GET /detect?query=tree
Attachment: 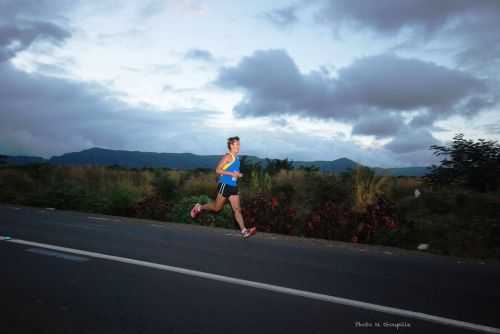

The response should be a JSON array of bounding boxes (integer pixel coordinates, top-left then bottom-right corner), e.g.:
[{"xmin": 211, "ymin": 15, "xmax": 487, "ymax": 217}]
[
  {"xmin": 239, "ymin": 155, "xmax": 262, "ymax": 176},
  {"xmin": 426, "ymin": 134, "xmax": 500, "ymax": 192},
  {"xmin": 264, "ymin": 158, "xmax": 294, "ymax": 175}
]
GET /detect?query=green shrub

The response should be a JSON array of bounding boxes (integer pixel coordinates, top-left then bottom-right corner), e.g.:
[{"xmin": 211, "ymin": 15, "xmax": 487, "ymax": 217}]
[
  {"xmin": 106, "ymin": 183, "xmax": 142, "ymax": 216},
  {"xmin": 168, "ymin": 195, "xmax": 235, "ymax": 228},
  {"xmin": 152, "ymin": 170, "xmax": 178, "ymax": 201},
  {"xmin": 1, "ymin": 164, "xmax": 498, "ymax": 260},
  {"xmin": 180, "ymin": 173, "xmax": 217, "ymax": 196}
]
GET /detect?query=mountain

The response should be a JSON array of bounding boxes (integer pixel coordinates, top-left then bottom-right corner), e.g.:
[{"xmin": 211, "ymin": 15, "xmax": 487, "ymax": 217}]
[
  {"xmin": 1, "ymin": 155, "xmax": 47, "ymax": 165},
  {"xmin": 294, "ymin": 157, "xmax": 360, "ymax": 173},
  {"xmin": 294, "ymin": 158, "xmax": 430, "ymax": 176},
  {"xmin": 49, "ymin": 147, "xmax": 223, "ymax": 169},
  {"xmin": 0, "ymin": 147, "xmax": 431, "ymax": 176}
]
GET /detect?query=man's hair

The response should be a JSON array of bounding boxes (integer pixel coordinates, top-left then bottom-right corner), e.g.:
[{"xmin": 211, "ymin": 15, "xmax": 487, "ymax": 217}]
[{"xmin": 227, "ymin": 136, "xmax": 240, "ymax": 150}]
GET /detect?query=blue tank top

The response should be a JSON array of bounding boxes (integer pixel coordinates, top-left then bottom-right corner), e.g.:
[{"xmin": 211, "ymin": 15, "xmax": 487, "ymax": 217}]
[{"xmin": 219, "ymin": 153, "xmax": 240, "ymax": 186}]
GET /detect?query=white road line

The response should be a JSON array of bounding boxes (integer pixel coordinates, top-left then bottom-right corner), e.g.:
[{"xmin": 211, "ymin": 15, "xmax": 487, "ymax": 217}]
[
  {"xmin": 26, "ymin": 248, "xmax": 89, "ymax": 262},
  {"xmin": 88, "ymin": 216, "xmax": 122, "ymax": 223},
  {"xmin": 3, "ymin": 237, "xmax": 499, "ymax": 334},
  {"xmin": 43, "ymin": 222, "xmax": 106, "ymax": 230},
  {"xmin": 88, "ymin": 217, "xmax": 109, "ymax": 221}
]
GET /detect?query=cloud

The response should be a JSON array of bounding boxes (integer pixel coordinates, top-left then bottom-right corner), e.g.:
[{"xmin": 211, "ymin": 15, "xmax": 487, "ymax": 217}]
[
  {"xmin": 262, "ymin": 5, "xmax": 299, "ymax": 28},
  {"xmin": 303, "ymin": 0, "xmax": 500, "ymax": 71},
  {"xmin": 150, "ymin": 63, "xmax": 182, "ymax": 74},
  {"xmin": 139, "ymin": 0, "xmax": 167, "ymax": 19},
  {"xmin": 0, "ymin": 55, "xmax": 442, "ymax": 166},
  {"xmin": 384, "ymin": 128, "xmax": 439, "ymax": 154},
  {"xmin": 0, "ymin": 61, "xmax": 225, "ymax": 157},
  {"xmin": 450, "ymin": 17, "xmax": 500, "ymax": 72},
  {"xmin": 311, "ymin": 0, "xmax": 499, "ymax": 36},
  {"xmin": 0, "ymin": 0, "xmax": 74, "ymax": 62},
  {"xmin": 483, "ymin": 124, "xmax": 500, "ymax": 135},
  {"xmin": 184, "ymin": 48, "xmax": 215, "ymax": 62},
  {"xmin": 266, "ymin": 1, "xmax": 500, "ymax": 73},
  {"xmin": 0, "ymin": 49, "xmax": 439, "ymax": 167},
  {"xmin": 0, "ymin": 21, "xmax": 71, "ymax": 62},
  {"xmin": 351, "ymin": 114, "xmax": 405, "ymax": 139},
  {"xmin": 215, "ymin": 49, "xmax": 494, "ymax": 138},
  {"xmin": 0, "ymin": 0, "xmax": 76, "ymax": 21}
]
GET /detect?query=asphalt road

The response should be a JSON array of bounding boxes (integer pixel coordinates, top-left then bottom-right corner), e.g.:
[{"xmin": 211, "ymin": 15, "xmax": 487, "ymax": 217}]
[{"xmin": 1, "ymin": 203, "xmax": 499, "ymax": 334}]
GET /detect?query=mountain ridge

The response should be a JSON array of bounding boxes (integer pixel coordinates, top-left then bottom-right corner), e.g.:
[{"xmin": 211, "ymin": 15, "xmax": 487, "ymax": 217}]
[{"xmin": 1, "ymin": 147, "xmax": 431, "ymax": 176}]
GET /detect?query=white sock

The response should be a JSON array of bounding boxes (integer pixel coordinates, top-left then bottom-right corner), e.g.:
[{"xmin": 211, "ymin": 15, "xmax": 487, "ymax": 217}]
[{"xmin": 241, "ymin": 228, "xmax": 247, "ymax": 234}]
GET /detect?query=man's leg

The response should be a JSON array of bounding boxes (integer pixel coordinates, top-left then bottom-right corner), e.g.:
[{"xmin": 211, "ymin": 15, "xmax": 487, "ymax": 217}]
[
  {"xmin": 228, "ymin": 195, "xmax": 246, "ymax": 231},
  {"xmin": 201, "ymin": 194, "xmax": 226, "ymax": 213}
]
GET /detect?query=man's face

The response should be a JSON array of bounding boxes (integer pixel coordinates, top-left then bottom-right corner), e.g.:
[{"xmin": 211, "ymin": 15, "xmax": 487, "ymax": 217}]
[{"xmin": 231, "ymin": 140, "xmax": 240, "ymax": 153}]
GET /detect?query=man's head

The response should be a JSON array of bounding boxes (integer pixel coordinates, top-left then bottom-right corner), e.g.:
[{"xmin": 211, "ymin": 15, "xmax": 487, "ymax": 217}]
[{"xmin": 227, "ymin": 136, "xmax": 240, "ymax": 152}]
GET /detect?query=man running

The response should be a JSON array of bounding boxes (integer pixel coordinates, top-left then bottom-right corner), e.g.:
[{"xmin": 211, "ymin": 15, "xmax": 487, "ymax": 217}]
[{"xmin": 191, "ymin": 136, "xmax": 257, "ymax": 239}]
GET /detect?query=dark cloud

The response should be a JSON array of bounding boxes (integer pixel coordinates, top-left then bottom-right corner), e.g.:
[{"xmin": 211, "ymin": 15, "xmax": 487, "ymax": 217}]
[
  {"xmin": 335, "ymin": 54, "xmax": 487, "ymax": 112},
  {"xmin": 451, "ymin": 18, "xmax": 500, "ymax": 72},
  {"xmin": 0, "ymin": 0, "xmax": 73, "ymax": 62},
  {"xmin": 0, "ymin": 0, "xmax": 219, "ymax": 156},
  {"xmin": 313, "ymin": 0, "xmax": 497, "ymax": 36},
  {"xmin": 263, "ymin": 5, "xmax": 299, "ymax": 28},
  {"xmin": 0, "ymin": 0, "xmax": 75, "ymax": 21},
  {"xmin": 0, "ymin": 21, "xmax": 70, "ymax": 61},
  {"xmin": 351, "ymin": 114, "xmax": 405, "ymax": 139},
  {"xmin": 0, "ymin": 61, "xmax": 223, "ymax": 157},
  {"xmin": 184, "ymin": 49, "xmax": 215, "ymax": 62},
  {"xmin": 267, "ymin": 1, "xmax": 500, "ymax": 72},
  {"xmin": 384, "ymin": 128, "xmax": 439, "ymax": 154},
  {"xmin": 307, "ymin": 0, "xmax": 500, "ymax": 71},
  {"xmin": 215, "ymin": 50, "xmax": 494, "ymax": 138}
]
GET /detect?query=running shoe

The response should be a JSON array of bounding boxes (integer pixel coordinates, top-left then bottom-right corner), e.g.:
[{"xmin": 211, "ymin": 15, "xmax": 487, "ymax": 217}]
[
  {"xmin": 190, "ymin": 203, "xmax": 202, "ymax": 218},
  {"xmin": 242, "ymin": 227, "xmax": 257, "ymax": 239}
]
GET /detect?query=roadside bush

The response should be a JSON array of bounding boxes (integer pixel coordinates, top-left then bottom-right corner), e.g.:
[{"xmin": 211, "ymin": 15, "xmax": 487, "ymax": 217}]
[
  {"xmin": 168, "ymin": 195, "xmax": 234, "ymax": 228},
  {"xmin": 106, "ymin": 183, "xmax": 142, "ymax": 217},
  {"xmin": 180, "ymin": 172, "xmax": 217, "ymax": 196},
  {"xmin": 1, "ymin": 163, "xmax": 498, "ymax": 260},
  {"xmin": 0, "ymin": 169, "xmax": 36, "ymax": 202},
  {"xmin": 353, "ymin": 166, "xmax": 392, "ymax": 214},
  {"xmin": 304, "ymin": 200, "xmax": 353, "ymax": 241},
  {"xmin": 151, "ymin": 170, "xmax": 178, "ymax": 201},
  {"xmin": 389, "ymin": 176, "xmax": 424, "ymax": 201},
  {"xmin": 392, "ymin": 189, "xmax": 500, "ymax": 259},
  {"xmin": 132, "ymin": 194, "xmax": 171, "ymax": 221},
  {"xmin": 242, "ymin": 193, "xmax": 300, "ymax": 235}
]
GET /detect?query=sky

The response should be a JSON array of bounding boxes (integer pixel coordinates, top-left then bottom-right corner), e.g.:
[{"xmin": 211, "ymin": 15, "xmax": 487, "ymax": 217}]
[{"xmin": 1, "ymin": 0, "xmax": 499, "ymax": 167}]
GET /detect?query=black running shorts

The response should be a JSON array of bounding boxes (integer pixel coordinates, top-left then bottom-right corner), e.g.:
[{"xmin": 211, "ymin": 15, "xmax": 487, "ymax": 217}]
[{"xmin": 217, "ymin": 183, "xmax": 238, "ymax": 198}]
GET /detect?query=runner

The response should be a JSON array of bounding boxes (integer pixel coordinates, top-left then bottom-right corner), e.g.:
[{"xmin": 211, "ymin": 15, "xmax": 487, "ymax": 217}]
[{"xmin": 190, "ymin": 136, "xmax": 256, "ymax": 239}]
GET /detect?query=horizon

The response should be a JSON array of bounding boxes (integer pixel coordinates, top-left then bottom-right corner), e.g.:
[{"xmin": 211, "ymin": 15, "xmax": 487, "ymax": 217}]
[
  {"xmin": 1, "ymin": 1, "xmax": 499, "ymax": 168},
  {"xmin": 1, "ymin": 146, "xmax": 431, "ymax": 168}
]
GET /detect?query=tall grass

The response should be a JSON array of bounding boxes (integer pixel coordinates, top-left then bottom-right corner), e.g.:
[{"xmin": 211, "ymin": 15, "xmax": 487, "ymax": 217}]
[
  {"xmin": 1, "ymin": 164, "xmax": 498, "ymax": 260},
  {"xmin": 180, "ymin": 171, "xmax": 218, "ymax": 196},
  {"xmin": 0, "ymin": 165, "xmax": 151, "ymax": 215},
  {"xmin": 353, "ymin": 167, "xmax": 391, "ymax": 213}
]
